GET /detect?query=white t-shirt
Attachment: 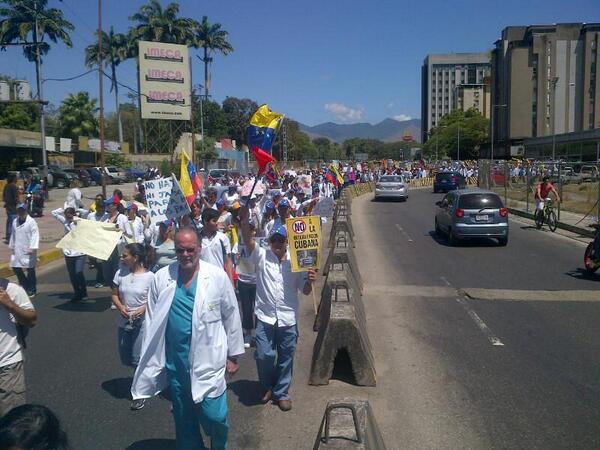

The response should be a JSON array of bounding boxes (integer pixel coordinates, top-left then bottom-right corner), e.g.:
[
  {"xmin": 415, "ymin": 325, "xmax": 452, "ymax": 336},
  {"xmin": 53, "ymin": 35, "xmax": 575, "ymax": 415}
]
[
  {"xmin": 112, "ymin": 268, "xmax": 154, "ymax": 327},
  {"xmin": 0, "ymin": 283, "xmax": 34, "ymax": 368},
  {"xmin": 64, "ymin": 188, "xmax": 82, "ymax": 209},
  {"xmin": 200, "ymin": 231, "xmax": 231, "ymax": 269}
]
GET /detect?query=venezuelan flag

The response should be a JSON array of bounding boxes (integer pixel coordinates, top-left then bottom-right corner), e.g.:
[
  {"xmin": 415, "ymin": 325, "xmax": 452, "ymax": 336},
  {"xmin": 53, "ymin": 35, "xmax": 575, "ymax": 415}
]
[
  {"xmin": 329, "ymin": 164, "xmax": 344, "ymax": 185},
  {"xmin": 180, "ymin": 151, "xmax": 202, "ymax": 205},
  {"xmin": 247, "ymin": 104, "xmax": 284, "ymax": 154}
]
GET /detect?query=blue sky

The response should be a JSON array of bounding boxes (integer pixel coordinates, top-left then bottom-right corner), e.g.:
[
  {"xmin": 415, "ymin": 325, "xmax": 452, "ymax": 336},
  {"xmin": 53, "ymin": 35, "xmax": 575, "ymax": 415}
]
[{"xmin": 2, "ymin": 0, "xmax": 598, "ymax": 126}]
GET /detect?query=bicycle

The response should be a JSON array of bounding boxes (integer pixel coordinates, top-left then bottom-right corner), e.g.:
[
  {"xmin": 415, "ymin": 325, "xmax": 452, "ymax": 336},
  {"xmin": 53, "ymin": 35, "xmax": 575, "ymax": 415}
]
[
  {"xmin": 534, "ymin": 198, "xmax": 558, "ymax": 232},
  {"xmin": 584, "ymin": 223, "xmax": 600, "ymax": 274}
]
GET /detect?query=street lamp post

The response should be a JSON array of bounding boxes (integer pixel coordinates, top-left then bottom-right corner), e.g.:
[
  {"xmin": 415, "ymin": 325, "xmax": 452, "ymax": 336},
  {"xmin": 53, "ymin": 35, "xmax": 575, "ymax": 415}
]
[{"xmin": 491, "ymin": 104, "xmax": 507, "ymax": 162}]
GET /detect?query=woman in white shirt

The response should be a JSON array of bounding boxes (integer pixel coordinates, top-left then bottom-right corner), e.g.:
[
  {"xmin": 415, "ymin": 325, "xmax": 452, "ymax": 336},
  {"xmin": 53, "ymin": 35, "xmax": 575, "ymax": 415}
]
[
  {"xmin": 124, "ymin": 203, "xmax": 145, "ymax": 244},
  {"xmin": 111, "ymin": 243, "xmax": 154, "ymax": 411}
]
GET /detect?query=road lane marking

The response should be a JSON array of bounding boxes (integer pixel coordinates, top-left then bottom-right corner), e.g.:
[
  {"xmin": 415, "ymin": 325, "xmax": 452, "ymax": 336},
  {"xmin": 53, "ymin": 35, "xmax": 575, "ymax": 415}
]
[
  {"xmin": 367, "ymin": 284, "xmax": 600, "ymax": 302},
  {"xmin": 455, "ymin": 297, "xmax": 505, "ymax": 347},
  {"xmin": 395, "ymin": 224, "xmax": 413, "ymax": 242}
]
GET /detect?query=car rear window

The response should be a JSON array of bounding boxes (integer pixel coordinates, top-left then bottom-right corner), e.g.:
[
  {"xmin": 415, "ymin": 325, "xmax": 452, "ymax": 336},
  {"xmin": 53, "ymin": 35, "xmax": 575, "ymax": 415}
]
[
  {"xmin": 436, "ymin": 173, "xmax": 458, "ymax": 180},
  {"xmin": 379, "ymin": 176, "xmax": 402, "ymax": 183},
  {"xmin": 458, "ymin": 194, "xmax": 503, "ymax": 209}
]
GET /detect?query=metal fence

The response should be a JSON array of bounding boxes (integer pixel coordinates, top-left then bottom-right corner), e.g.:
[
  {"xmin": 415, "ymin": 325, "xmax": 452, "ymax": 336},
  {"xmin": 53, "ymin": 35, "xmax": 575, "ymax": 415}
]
[{"xmin": 478, "ymin": 159, "xmax": 600, "ymax": 228}]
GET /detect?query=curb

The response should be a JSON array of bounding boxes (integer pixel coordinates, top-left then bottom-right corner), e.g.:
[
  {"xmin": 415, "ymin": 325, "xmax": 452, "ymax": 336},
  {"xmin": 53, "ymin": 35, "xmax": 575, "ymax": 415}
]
[
  {"xmin": 507, "ymin": 207, "xmax": 594, "ymax": 238},
  {"xmin": 0, "ymin": 247, "xmax": 63, "ymax": 279}
]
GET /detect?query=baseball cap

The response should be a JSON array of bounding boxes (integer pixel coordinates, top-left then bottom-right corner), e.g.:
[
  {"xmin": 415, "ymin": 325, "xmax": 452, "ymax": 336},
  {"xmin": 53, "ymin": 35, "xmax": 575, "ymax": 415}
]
[
  {"xmin": 16, "ymin": 202, "xmax": 27, "ymax": 210},
  {"xmin": 272, "ymin": 190, "xmax": 282, "ymax": 198},
  {"xmin": 278, "ymin": 198, "xmax": 290, "ymax": 208},
  {"xmin": 127, "ymin": 202, "xmax": 138, "ymax": 211},
  {"xmin": 216, "ymin": 198, "xmax": 226, "ymax": 208},
  {"xmin": 104, "ymin": 195, "xmax": 120, "ymax": 206},
  {"xmin": 269, "ymin": 224, "xmax": 287, "ymax": 239},
  {"xmin": 265, "ymin": 201, "xmax": 275, "ymax": 211}
]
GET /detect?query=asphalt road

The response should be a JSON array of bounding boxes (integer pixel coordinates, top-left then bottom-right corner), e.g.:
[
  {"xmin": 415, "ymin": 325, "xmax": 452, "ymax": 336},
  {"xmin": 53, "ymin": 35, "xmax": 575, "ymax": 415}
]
[{"xmin": 17, "ymin": 186, "xmax": 600, "ymax": 449}]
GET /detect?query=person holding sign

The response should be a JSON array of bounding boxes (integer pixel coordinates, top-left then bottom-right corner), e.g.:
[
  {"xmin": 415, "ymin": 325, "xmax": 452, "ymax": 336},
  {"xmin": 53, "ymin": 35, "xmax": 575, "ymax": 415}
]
[{"xmin": 239, "ymin": 206, "xmax": 316, "ymax": 412}]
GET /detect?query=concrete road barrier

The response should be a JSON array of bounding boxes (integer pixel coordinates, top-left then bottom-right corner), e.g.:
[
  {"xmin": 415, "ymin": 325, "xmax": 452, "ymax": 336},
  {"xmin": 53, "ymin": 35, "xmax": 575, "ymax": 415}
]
[
  {"xmin": 309, "ymin": 292, "xmax": 376, "ymax": 386},
  {"xmin": 313, "ymin": 399, "xmax": 387, "ymax": 449},
  {"xmin": 328, "ymin": 226, "xmax": 355, "ymax": 248},
  {"xmin": 331, "ymin": 216, "xmax": 355, "ymax": 240},
  {"xmin": 314, "ymin": 268, "xmax": 364, "ymax": 333},
  {"xmin": 323, "ymin": 247, "xmax": 363, "ymax": 294}
]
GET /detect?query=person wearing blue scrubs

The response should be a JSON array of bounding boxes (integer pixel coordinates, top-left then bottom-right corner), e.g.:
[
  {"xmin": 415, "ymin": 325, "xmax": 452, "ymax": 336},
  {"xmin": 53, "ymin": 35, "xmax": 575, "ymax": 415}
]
[{"xmin": 131, "ymin": 227, "xmax": 244, "ymax": 450}]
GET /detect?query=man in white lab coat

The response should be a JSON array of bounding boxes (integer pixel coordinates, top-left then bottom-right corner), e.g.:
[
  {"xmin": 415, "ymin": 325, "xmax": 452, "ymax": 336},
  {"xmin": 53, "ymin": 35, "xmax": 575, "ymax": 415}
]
[
  {"xmin": 131, "ymin": 227, "xmax": 244, "ymax": 450},
  {"xmin": 9, "ymin": 204, "xmax": 39, "ymax": 297}
]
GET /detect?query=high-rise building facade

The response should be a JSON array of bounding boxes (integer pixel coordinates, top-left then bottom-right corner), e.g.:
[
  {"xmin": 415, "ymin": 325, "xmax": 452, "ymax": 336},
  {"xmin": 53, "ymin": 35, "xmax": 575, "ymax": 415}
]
[
  {"xmin": 491, "ymin": 23, "xmax": 600, "ymax": 155},
  {"xmin": 421, "ymin": 53, "xmax": 491, "ymax": 143}
]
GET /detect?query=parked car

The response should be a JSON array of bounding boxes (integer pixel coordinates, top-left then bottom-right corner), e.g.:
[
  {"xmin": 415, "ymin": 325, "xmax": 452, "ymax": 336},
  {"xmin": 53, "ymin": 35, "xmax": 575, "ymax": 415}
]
[
  {"xmin": 33, "ymin": 165, "xmax": 75, "ymax": 189},
  {"xmin": 86, "ymin": 167, "xmax": 106, "ymax": 186},
  {"xmin": 374, "ymin": 175, "xmax": 409, "ymax": 201},
  {"xmin": 93, "ymin": 166, "xmax": 124, "ymax": 184},
  {"xmin": 433, "ymin": 172, "xmax": 466, "ymax": 193},
  {"xmin": 124, "ymin": 167, "xmax": 145, "ymax": 182},
  {"xmin": 434, "ymin": 188, "xmax": 509, "ymax": 246},
  {"xmin": 208, "ymin": 169, "xmax": 241, "ymax": 182},
  {"xmin": 64, "ymin": 168, "xmax": 92, "ymax": 187}
]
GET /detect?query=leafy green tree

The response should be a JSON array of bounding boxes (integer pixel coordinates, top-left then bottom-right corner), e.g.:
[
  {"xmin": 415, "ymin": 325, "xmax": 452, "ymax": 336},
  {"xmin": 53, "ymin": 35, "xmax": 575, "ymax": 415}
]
[
  {"xmin": 127, "ymin": 0, "xmax": 197, "ymax": 54},
  {"xmin": 313, "ymin": 137, "xmax": 331, "ymax": 161},
  {"xmin": 190, "ymin": 91, "xmax": 228, "ymax": 139},
  {"xmin": 424, "ymin": 108, "xmax": 489, "ymax": 160},
  {"xmin": 222, "ymin": 97, "xmax": 258, "ymax": 146},
  {"xmin": 105, "ymin": 153, "xmax": 132, "ymax": 168},
  {"xmin": 282, "ymin": 120, "xmax": 317, "ymax": 161},
  {"xmin": 0, "ymin": 103, "xmax": 35, "ymax": 130},
  {"xmin": 58, "ymin": 92, "xmax": 99, "ymax": 139},
  {"xmin": 85, "ymin": 27, "xmax": 128, "ymax": 142},
  {"xmin": 193, "ymin": 16, "xmax": 233, "ymax": 99}
]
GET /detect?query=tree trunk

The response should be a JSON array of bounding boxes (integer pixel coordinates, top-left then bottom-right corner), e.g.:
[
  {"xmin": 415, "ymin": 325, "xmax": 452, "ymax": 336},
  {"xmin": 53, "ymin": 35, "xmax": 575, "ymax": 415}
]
[
  {"xmin": 204, "ymin": 46, "xmax": 209, "ymax": 99},
  {"xmin": 112, "ymin": 62, "xmax": 124, "ymax": 143}
]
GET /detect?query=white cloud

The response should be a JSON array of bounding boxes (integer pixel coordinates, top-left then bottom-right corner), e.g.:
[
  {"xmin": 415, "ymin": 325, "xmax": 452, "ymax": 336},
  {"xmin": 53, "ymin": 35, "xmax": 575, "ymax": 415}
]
[
  {"xmin": 393, "ymin": 114, "xmax": 412, "ymax": 121},
  {"xmin": 324, "ymin": 102, "xmax": 364, "ymax": 122}
]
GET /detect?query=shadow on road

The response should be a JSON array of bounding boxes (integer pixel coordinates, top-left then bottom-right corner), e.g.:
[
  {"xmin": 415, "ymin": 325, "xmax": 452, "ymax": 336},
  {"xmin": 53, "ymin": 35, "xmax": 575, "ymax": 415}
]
[
  {"xmin": 47, "ymin": 292, "xmax": 72, "ymax": 300},
  {"xmin": 227, "ymin": 379, "xmax": 264, "ymax": 406},
  {"xmin": 54, "ymin": 296, "xmax": 111, "ymax": 312},
  {"xmin": 126, "ymin": 439, "xmax": 176, "ymax": 450},
  {"xmin": 566, "ymin": 268, "xmax": 600, "ymax": 282},
  {"xmin": 428, "ymin": 230, "xmax": 502, "ymax": 248},
  {"xmin": 102, "ymin": 377, "xmax": 133, "ymax": 399}
]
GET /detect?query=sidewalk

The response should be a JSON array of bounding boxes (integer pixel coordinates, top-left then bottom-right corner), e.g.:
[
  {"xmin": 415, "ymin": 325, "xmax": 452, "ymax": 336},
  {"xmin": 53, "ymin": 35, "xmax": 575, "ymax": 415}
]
[{"xmin": 0, "ymin": 182, "xmax": 138, "ymax": 276}]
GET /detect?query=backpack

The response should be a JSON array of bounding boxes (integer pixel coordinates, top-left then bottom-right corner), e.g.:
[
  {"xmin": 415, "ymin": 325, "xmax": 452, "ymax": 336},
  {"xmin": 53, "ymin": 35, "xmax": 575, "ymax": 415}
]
[{"xmin": 0, "ymin": 278, "xmax": 29, "ymax": 349}]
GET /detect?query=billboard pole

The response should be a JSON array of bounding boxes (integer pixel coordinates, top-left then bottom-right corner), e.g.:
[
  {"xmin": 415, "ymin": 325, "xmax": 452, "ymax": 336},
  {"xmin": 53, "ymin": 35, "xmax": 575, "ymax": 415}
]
[
  {"xmin": 98, "ymin": 0, "xmax": 106, "ymax": 197},
  {"xmin": 189, "ymin": 56, "xmax": 196, "ymax": 167}
]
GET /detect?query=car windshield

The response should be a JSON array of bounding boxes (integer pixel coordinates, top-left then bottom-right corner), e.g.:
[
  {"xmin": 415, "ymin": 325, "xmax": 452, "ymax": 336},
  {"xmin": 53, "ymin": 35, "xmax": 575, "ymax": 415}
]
[
  {"xmin": 380, "ymin": 176, "xmax": 403, "ymax": 183},
  {"xmin": 458, "ymin": 193, "xmax": 503, "ymax": 209}
]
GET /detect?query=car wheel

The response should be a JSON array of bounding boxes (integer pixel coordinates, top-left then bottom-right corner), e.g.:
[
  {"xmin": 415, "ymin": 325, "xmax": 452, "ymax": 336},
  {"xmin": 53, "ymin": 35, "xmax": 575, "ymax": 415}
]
[
  {"xmin": 498, "ymin": 237, "xmax": 508, "ymax": 246},
  {"xmin": 56, "ymin": 178, "xmax": 66, "ymax": 189},
  {"xmin": 448, "ymin": 229, "xmax": 459, "ymax": 246},
  {"xmin": 90, "ymin": 180, "xmax": 97, "ymax": 186}
]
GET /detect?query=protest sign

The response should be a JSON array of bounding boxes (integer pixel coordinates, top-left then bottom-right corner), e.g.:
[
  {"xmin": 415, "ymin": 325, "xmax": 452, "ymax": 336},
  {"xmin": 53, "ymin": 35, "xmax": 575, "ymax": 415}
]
[
  {"xmin": 144, "ymin": 175, "xmax": 191, "ymax": 225},
  {"xmin": 56, "ymin": 219, "xmax": 122, "ymax": 261},
  {"xmin": 286, "ymin": 216, "xmax": 321, "ymax": 272},
  {"xmin": 241, "ymin": 179, "xmax": 265, "ymax": 197},
  {"xmin": 312, "ymin": 197, "xmax": 335, "ymax": 218}
]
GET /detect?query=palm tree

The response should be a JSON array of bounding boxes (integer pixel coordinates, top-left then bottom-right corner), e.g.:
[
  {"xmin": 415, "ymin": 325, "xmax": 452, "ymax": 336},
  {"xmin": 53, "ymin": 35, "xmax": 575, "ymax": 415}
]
[
  {"xmin": 85, "ymin": 27, "xmax": 128, "ymax": 143},
  {"xmin": 0, "ymin": 0, "xmax": 74, "ymax": 62},
  {"xmin": 127, "ymin": 0, "xmax": 197, "ymax": 54},
  {"xmin": 193, "ymin": 16, "xmax": 233, "ymax": 99},
  {"xmin": 58, "ymin": 92, "xmax": 99, "ymax": 139}
]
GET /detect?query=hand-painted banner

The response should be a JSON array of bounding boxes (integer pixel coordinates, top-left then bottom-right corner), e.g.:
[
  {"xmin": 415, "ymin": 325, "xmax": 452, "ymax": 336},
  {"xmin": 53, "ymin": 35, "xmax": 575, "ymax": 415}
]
[
  {"xmin": 56, "ymin": 219, "xmax": 122, "ymax": 261},
  {"xmin": 286, "ymin": 216, "xmax": 321, "ymax": 272},
  {"xmin": 144, "ymin": 175, "xmax": 191, "ymax": 225}
]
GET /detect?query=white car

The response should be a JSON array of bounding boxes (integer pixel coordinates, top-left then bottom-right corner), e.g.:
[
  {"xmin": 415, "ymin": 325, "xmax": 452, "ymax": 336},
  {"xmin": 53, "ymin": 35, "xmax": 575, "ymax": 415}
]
[
  {"xmin": 94, "ymin": 166, "xmax": 125, "ymax": 184},
  {"xmin": 374, "ymin": 175, "xmax": 409, "ymax": 201}
]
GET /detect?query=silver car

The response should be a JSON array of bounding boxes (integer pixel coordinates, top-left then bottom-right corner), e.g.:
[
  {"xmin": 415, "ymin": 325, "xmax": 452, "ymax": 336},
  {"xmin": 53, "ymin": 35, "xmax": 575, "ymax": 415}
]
[
  {"xmin": 374, "ymin": 175, "xmax": 409, "ymax": 201},
  {"xmin": 434, "ymin": 188, "xmax": 509, "ymax": 246}
]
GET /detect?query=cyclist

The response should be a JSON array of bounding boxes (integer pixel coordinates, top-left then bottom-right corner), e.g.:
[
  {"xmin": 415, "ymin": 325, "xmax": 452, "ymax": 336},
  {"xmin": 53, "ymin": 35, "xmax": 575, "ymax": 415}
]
[{"xmin": 535, "ymin": 176, "xmax": 560, "ymax": 216}]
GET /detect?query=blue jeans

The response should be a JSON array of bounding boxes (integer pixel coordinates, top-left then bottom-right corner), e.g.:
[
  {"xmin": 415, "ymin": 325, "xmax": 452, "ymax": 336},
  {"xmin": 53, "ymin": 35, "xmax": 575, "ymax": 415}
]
[
  {"xmin": 254, "ymin": 319, "xmax": 298, "ymax": 401},
  {"xmin": 65, "ymin": 255, "xmax": 87, "ymax": 298},
  {"xmin": 5, "ymin": 212, "xmax": 16, "ymax": 241},
  {"xmin": 118, "ymin": 319, "xmax": 144, "ymax": 367}
]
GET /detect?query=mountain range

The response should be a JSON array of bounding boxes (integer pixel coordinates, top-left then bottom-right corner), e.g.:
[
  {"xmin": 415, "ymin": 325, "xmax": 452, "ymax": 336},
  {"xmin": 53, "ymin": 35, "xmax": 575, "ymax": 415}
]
[{"xmin": 298, "ymin": 118, "xmax": 421, "ymax": 143}]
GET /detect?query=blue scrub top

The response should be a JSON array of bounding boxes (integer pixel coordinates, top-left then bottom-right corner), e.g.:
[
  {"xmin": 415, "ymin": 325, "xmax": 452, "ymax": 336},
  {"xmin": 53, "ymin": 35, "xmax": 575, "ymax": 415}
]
[{"xmin": 165, "ymin": 275, "xmax": 198, "ymax": 388}]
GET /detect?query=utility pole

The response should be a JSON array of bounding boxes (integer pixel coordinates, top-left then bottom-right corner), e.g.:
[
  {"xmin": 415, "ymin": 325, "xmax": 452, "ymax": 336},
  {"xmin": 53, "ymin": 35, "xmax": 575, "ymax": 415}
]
[
  {"xmin": 189, "ymin": 58, "xmax": 196, "ymax": 167},
  {"xmin": 98, "ymin": 0, "xmax": 106, "ymax": 197},
  {"xmin": 33, "ymin": 0, "xmax": 47, "ymax": 169}
]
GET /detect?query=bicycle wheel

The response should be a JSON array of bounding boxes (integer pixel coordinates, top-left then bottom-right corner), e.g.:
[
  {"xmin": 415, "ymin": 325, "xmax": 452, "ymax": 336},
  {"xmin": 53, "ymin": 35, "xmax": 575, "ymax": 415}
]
[
  {"xmin": 534, "ymin": 209, "xmax": 544, "ymax": 229},
  {"xmin": 547, "ymin": 210, "xmax": 557, "ymax": 232}
]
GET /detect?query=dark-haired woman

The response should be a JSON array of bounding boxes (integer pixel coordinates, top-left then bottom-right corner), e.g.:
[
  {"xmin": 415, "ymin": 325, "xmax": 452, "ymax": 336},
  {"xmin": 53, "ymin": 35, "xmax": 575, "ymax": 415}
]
[{"xmin": 111, "ymin": 243, "xmax": 154, "ymax": 410}]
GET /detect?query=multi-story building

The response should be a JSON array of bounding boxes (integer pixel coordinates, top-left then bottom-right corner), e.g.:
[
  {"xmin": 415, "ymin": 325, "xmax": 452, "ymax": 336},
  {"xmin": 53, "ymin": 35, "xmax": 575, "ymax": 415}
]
[
  {"xmin": 491, "ymin": 23, "xmax": 600, "ymax": 158},
  {"xmin": 421, "ymin": 53, "xmax": 491, "ymax": 143},
  {"xmin": 453, "ymin": 78, "xmax": 491, "ymax": 118}
]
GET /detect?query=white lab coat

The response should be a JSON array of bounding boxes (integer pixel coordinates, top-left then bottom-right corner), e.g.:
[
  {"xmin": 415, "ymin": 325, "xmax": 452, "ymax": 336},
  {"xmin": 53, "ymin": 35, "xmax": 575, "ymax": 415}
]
[
  {"xmin": 9, "ymin": 215, "xmax": 39, "ymax": 268},
  {"xmin": 131, "ymin": 261, "xmax": 244, "ymax": 403}
]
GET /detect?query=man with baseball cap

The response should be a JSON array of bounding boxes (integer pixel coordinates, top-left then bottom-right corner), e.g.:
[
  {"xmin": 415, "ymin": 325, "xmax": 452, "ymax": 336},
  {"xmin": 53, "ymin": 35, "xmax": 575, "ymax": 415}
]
[{"xmin": 239, "ymin": 207, "xmax": 316, "ymax": 412}]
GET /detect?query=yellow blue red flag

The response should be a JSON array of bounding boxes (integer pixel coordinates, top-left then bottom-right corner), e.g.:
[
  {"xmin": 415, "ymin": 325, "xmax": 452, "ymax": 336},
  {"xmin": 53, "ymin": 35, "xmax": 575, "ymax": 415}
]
[
  {"xmin": 247, "ymin": 104, "xmax": 284, "ymax": 154},
  {"xmin": 179, "ymin": 151, "xmax": 202, "ymax": 205}
]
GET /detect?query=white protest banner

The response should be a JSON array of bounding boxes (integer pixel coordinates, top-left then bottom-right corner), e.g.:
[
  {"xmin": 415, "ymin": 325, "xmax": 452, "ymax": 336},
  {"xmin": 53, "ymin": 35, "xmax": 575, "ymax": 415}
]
[
  {"xmin": 144, "ymin": 175, "xmax": 190, "ymax": 225},
  {"xmin": 56, "ymin": 219, "xmax": 122, "ymax": 261},
  {"xmin": 312, "ymin": 196, "xmax": 335, "ymax": 218}
]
